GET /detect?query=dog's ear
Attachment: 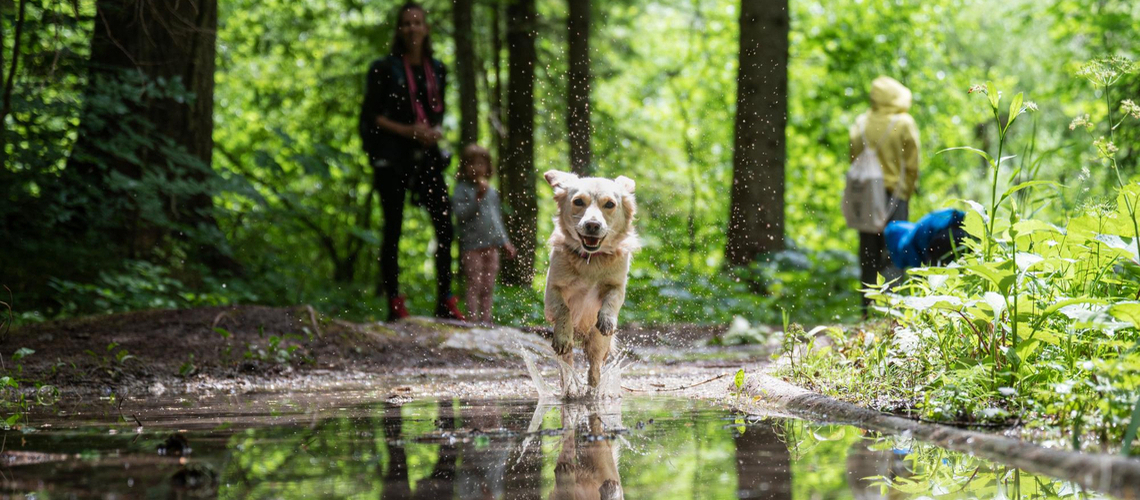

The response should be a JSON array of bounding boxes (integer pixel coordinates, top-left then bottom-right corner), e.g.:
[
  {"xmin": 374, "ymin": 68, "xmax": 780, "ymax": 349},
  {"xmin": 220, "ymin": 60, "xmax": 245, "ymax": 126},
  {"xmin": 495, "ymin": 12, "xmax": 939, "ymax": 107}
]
[
  {"xmin": 544, "ymin": 170, "xmax": 576, "ymax": 200},
  {"xmin": 622, "ymin": 192, "xmax": 636, "ymax": 221},
  {"xmin": 544, "ymin": 170, "xmax": 576, "ymax": 189},
  {"xmin": 615, "ymin": 176, "xmax": 635, "ymax": 194}
]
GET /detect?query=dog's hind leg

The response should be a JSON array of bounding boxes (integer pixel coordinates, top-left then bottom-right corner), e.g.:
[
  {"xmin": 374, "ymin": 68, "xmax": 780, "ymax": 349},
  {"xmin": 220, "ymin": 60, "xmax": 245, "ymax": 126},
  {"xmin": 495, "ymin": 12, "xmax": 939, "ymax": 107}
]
[{"xmin": 585, "ymin": 327, "xmax": 612, "ymax": 388}]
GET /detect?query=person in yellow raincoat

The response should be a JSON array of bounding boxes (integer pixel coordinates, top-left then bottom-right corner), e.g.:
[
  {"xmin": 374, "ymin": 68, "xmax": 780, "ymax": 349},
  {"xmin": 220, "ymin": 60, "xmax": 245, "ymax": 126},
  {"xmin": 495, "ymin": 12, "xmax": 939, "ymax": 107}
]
[{"xmin": 849, "ymin": 76, "xmax": 921, "ymax": 316}]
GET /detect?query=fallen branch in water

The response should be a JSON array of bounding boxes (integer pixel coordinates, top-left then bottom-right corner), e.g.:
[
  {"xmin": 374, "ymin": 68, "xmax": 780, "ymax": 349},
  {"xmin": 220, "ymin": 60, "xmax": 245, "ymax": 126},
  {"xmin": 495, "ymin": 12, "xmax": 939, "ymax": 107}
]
[{"xmin": 622, "ymin": 372, "xmax": 729, "ymax": 393}]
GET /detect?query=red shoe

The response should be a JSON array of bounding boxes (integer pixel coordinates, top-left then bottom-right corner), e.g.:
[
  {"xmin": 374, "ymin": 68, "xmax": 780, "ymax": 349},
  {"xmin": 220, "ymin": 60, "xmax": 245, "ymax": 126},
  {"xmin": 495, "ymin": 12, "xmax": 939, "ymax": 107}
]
[
  {"xmin": 389, "ymin": 295, "xmax": 410, "ymax": 321},
  {"xmin": 436, "ymin": 295, "xmax": 467, "ymax": 321}
]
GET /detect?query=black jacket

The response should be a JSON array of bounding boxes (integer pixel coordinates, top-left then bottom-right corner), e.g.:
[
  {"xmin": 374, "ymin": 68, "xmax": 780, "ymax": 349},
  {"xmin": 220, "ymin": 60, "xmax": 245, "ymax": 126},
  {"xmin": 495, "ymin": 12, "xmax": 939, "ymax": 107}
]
[{"xmin": 359, "ymin": 55, "xmax": 448, "ymax": 161}]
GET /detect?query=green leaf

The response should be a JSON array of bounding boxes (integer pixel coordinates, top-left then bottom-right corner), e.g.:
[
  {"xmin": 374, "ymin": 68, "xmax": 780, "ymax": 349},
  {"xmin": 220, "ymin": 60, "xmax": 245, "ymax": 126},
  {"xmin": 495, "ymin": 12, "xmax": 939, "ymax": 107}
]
[
  {"xmin": 1000, "ymin": 180, "xmax": 1059, "ymax": 206},
  {"xmin": 937, "ymin": 146, "xmax": 994, "ymax": 166},
  {"xmin": 1006, "ymin": 92, "xmax": 1024, "ymax": 130},
  {"xmin": 1124, "ymin": 397, "xmax": 1140, "ymax": 457},
  {"xmin": 12, "ymin": 348, "xmax": 34, "ymax": 361},
  {"xmin": 966, "ymin": 262, "xmax": 1017, "ymax": 295},
  {"xmin": 1109, "ymin": 302, "xmax": 1140, "ymax": 330},
  {"xmin": 986, "ymin": 81, "xmax": 999, "ymax": 110},
  {"xmin": 214, "ymin": 327, "xmax": 233, "ymax": 339},
  {"xmin": 1011, "ymin": 219, "xmax": 1061, "ymax": 236},
  {"xmin": 734, "ymin": 368, "xmax": 746, "ymax": 391},
  {"xmin": 1043, "ymin": 298, "xmax": 1106, "ymax": 317}
]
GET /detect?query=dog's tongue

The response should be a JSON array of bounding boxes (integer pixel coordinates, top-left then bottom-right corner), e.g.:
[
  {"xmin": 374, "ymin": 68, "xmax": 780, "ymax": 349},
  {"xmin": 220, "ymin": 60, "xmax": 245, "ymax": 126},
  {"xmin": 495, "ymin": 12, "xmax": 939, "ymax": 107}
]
[{"xmin": 582, "ymin": 236, "xmax": 601, "ymax": 247}]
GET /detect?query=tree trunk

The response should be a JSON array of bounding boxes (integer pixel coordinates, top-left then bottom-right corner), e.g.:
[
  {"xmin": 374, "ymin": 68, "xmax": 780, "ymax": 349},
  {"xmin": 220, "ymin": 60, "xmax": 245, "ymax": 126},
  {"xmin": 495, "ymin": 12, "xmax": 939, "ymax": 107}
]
[
  {"xmin": 66, "ymin": 0, "xmax": 234, "ymax": 270},
  {"xmin": 500, "ymin": 0, "xmax": 538, "ymax": 286},
  {"xmin": 489, "ymin": 2, "xmax": 505, "ymax": 163},
  {"xmin": 0, "ymin": 0, "xmax": 28, "ymax": 170},
  {"xmin": 566, "ymin": 0, "xmax": 591, "ymax": 175},
  {"xmin": 453, "ymin": 0, "xmax": 479, "ymax": 146},
  {"xmin": 725, "ymin": 0, "xmax": 788, "ymax": 266}
]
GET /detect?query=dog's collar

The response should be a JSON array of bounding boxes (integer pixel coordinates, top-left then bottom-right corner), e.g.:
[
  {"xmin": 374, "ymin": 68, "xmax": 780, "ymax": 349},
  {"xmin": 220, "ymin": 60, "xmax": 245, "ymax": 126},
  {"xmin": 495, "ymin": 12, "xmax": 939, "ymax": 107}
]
[{"xmin": 573, "ymin": 248, "xmax": 612, "ymax": 263}]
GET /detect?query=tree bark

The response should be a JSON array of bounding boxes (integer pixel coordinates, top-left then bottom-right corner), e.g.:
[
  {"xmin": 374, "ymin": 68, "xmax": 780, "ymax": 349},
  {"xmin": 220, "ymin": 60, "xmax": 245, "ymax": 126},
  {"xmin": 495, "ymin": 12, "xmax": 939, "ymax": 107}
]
[
  {"xmin": 489, "ymin": 2, "xmax": 505, "ymax": 163},
  {"xmin": 66, "ymin": 0, "xmax": 234, "ymax": 270},
  {"xmin": 453, "ymin": 0, "xmax": 479, "ymax": 146},
  {"xmin": 566, "ymin": 0, "xmax": 591, "ymax": 175},
  {"xmin": 725, "ymin": 0, "xmax": 788, "ymax": 266},
  {"xmin": 500, "ymin": 0, "xmax": 538, "ymax": 286},
  {"xmin": 0, "ymin": 0, "xmax": 28, "ymax": 169}
]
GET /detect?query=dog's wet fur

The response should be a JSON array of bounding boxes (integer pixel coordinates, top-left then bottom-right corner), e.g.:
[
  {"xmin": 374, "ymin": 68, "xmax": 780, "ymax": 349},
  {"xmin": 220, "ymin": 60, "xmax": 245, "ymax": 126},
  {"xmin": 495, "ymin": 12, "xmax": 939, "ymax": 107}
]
[{"xmin": 542, "ymin": 170, "xmax": 640, "ymax": 390}]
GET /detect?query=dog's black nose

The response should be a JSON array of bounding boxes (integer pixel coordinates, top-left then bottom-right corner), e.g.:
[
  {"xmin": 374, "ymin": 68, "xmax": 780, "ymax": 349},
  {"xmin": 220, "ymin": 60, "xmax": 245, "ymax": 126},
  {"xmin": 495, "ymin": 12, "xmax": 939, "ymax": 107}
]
[{"xmin": 584, "ymin": 221, "xmax": 602, "ymax": 234}]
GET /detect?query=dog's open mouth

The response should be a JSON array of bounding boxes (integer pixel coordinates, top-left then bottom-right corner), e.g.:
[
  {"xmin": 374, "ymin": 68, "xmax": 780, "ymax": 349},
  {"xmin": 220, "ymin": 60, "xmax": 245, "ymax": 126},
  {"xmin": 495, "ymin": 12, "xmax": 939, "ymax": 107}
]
[{"xmin": 579, "ymin": 234, "xmax": 604, "ymax": 251}]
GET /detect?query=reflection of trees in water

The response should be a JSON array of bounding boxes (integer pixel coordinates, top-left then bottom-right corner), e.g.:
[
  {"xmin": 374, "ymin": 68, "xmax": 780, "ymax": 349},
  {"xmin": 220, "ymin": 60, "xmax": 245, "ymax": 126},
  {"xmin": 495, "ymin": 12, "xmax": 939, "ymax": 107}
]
[
  {"xmin": 380, "ymin": 402, "xmax": 459, "ymax": 499},
  {"xmin": 735, "ymin": 420, "xmax": 792, "ymax": 499},
  {"xmin": 844, "ymin": 438, "xmax": 911, "ymax": 500},
  {"xmin": 380, "ymin": 403, "xmax": 413, "ymax": 499},
  {"xmin": 457, "ymin": 402, "xmax": 510, "ymax": 499}
]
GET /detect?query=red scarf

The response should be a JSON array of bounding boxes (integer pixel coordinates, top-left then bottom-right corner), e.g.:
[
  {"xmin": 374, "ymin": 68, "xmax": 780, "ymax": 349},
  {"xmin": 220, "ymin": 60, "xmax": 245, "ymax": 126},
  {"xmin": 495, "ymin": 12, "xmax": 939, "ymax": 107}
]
[{"xmin": 403, "ymin": 54, "xmax": 443, "ymax": 125}]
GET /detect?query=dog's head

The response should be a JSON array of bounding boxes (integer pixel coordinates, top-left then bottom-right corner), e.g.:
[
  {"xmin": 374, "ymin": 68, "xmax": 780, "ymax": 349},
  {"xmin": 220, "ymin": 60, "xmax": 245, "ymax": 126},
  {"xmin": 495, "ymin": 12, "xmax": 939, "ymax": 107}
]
[{"xmin": 544, "ymin": 170, "xmax": 636, "ymax": 254}]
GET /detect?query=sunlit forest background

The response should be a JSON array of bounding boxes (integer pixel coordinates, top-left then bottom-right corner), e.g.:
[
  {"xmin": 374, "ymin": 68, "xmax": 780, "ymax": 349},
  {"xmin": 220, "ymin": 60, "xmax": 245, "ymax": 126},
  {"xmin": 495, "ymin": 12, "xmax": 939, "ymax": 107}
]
[{"xmin": 2, "ymin": 0, "xmax": 1137, "ymax": 326}]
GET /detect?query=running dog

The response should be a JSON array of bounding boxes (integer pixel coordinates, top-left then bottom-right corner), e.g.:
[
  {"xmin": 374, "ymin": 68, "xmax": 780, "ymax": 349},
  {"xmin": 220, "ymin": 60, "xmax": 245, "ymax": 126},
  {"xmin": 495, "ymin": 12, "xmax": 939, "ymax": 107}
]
[{"xmin": 542, "ymin": 170, "xmax": 639, "ymax": 389}]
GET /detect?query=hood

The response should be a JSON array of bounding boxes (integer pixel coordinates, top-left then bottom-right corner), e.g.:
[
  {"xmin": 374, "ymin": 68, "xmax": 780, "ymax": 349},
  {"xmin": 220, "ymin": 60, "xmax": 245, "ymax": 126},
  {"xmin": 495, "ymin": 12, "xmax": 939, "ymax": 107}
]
[{"xmin": 869, "ymin": 76, "xmax": 912, "ymax": 114}]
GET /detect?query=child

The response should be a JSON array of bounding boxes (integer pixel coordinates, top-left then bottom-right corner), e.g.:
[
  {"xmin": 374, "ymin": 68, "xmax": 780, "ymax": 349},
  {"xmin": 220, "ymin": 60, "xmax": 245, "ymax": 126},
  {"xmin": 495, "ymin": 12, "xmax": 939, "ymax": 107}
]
[{"xmin": 453, "ymin": 145, "xmax": 516, "ymax": 325}]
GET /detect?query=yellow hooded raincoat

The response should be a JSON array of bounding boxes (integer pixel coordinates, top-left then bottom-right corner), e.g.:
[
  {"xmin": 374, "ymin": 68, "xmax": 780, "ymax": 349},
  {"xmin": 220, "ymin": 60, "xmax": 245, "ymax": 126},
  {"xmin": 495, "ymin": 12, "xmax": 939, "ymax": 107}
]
[{"xmin": 849, "ymin": 76, "xmax": 920, "ymax": 200}]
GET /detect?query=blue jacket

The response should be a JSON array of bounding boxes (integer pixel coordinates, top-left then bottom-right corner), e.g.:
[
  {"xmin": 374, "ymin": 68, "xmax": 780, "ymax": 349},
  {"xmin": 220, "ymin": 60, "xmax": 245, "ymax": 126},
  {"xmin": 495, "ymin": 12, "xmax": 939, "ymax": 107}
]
[{"xmin": 886, "ymin": 209, "xmax": 965, "ymax": 269}]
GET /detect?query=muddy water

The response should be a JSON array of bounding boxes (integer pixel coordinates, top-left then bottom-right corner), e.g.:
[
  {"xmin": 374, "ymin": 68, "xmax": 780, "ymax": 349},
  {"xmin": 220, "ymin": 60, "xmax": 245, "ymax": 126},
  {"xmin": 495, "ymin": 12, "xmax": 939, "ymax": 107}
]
[{"xmin": 0, "ymin": 396, "xmax": 1115, "ymax": 499}]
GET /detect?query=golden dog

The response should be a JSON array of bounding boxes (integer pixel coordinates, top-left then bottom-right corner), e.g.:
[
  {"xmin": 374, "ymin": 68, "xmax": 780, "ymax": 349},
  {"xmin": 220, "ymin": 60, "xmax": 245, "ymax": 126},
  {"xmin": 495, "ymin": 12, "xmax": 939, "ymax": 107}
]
[{"xmin": 542, "ymin": 170, "xmax": 639, "ymax": 389}]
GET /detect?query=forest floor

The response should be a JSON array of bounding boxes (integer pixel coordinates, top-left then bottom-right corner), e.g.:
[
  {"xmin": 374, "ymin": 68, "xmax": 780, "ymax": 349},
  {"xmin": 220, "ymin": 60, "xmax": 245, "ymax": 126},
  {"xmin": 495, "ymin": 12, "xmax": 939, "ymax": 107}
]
[
  {"xmin": 8, "ymin": 306, "xmax": 1140, "ymax": 499},
  {"xmin": 6, "ymin": 305, "xmax": 770, "ymax": 401}
]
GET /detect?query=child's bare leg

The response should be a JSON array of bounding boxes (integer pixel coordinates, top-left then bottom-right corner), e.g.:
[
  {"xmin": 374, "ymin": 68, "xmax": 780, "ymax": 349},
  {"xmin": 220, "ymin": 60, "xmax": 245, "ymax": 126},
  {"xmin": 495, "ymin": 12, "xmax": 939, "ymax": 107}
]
[
  {"xmin": 461, "ymin": 250, "xmax": 484, "ymax": 322},
  {"xmin": 481, "ymin": 248, "xmax": 500, "ymax": 324}
]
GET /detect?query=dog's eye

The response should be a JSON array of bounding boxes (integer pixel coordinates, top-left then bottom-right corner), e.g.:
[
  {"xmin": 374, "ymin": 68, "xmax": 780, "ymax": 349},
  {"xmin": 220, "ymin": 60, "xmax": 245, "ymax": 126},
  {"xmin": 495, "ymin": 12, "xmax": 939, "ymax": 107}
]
[
  {"xmin": 573, "ymin": 198, "xmax": 586, "ymax": 207},
  {"xmin": 604, "ymin": 201, "xmax": 616, "ymax": 209}
]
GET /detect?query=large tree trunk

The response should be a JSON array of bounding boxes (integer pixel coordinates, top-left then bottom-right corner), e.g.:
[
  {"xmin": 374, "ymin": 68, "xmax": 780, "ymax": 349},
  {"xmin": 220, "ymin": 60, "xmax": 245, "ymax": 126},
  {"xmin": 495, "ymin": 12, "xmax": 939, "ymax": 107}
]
[
  {"xmin": 453, "ymin": 0, "xmax": 479, "ymax": 146},
  {"xmin": 725, "ymin": 0, "xmax": 788, "ymax": 266},
  {"xmin": 66, "ymin": 0, "xmax": 232, "ymax": 269},
  {"xmin": 500, "ymin": 0, "xmax": 538, "ymax": 286},
  {"xmin": 566, "ymin": 0, "xmax": 591, "ymax": 175}
]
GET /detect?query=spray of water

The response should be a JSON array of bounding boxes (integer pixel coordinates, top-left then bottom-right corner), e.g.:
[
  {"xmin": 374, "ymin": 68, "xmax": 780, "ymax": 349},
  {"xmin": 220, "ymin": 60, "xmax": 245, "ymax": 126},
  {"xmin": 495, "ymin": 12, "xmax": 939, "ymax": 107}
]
[{"xmin": 518, "ymin": 339, "xmax": 628, "ymax": 401}]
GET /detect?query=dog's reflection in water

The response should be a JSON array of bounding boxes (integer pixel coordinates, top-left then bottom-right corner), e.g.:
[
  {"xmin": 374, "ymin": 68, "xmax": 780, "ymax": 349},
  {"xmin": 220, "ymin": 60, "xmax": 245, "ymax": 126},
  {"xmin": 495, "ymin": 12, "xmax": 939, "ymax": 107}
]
[{"xmin": 546, "ymin": 403, "xmax": 624, "ymax": 500}]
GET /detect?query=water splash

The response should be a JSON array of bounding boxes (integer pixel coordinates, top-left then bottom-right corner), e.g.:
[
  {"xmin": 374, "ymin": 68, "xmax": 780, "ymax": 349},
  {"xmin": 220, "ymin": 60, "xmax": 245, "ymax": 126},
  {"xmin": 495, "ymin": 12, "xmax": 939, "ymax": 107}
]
[{"xmin": 518, "ymin": 339, "xmax": 628, "ymax": 401}]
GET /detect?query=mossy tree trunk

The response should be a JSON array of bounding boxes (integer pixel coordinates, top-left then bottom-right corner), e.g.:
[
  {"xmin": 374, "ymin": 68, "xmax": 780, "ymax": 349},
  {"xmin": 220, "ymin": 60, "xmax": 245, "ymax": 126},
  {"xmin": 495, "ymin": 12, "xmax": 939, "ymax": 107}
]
[
  {"xmin": 500, "ymin": 0, "xmax": 538, "ymax": 286},
  {"xmin": 726, "ymin": 0, "xmax": 788, "ymax": 266}
]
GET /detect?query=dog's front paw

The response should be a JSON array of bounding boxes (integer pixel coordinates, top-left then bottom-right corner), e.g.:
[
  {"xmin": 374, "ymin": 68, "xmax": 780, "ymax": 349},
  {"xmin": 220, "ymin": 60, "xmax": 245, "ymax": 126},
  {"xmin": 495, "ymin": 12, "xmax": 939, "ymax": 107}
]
[
  {"xmin": 554, "ymin": 461, "xmax": 574, "ymax": 475},
  {"xmin": 599, "ymin": 480, "xmax": 623, "ymax": 500},
  {"xmin": 595, "ymin": 314, "xmax": 616, "ymax": 336},
  {"xmin": 552, "ymin": 334, "xmax": 573, "ymax": 355}
]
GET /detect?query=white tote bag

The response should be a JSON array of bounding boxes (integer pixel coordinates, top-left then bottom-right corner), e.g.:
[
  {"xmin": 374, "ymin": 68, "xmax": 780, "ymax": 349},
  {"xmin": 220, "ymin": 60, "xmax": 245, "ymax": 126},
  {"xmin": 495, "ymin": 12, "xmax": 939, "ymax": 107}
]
[{"xmin": 842, "ymin": 117, "xmax": 901, "ymax": 233}]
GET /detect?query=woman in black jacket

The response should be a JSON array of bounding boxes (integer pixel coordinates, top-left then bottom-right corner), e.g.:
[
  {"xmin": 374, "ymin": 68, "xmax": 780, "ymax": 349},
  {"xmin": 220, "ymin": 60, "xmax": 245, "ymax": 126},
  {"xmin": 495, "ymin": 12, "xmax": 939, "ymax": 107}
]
[{"xmin": 359, "ymin": 2, "xmax": 464, "ymax": 321}]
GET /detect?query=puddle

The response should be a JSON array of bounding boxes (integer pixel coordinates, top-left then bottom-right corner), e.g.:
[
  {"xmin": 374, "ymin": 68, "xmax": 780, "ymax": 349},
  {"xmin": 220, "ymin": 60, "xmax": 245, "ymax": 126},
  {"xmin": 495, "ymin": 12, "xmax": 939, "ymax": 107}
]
[{"xmin": 0, "ymin": 395, "xmax": 1117, "ymax": 499}]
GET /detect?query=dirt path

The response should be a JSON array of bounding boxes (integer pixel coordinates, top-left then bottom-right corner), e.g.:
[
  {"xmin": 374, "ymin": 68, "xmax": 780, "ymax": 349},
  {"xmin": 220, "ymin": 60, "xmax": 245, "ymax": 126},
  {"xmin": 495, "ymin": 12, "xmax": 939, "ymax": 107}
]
[{"xmin": 4, "ymin": 305, "xmax": 765, "ymax": 402}]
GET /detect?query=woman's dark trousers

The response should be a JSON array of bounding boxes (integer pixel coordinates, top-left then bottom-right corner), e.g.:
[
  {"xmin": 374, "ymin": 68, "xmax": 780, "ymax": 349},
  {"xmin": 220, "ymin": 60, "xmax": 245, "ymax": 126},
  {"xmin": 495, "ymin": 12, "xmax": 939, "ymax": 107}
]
[
  {"xmin": 858, "ymin": 195, "xmax": 909, "ymax": 317},
  {"xmin": 376, "ymin": 160, "xmax": 454, "ymax": 305}
]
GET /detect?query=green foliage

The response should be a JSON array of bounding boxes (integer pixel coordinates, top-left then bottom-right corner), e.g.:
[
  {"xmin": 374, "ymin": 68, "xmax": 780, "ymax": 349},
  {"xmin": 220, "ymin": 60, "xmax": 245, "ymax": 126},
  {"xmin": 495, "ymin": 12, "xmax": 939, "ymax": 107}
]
[
  {"xmin": 783, "ymin": 68, "xmax": 1140, "ymax": 451},
  {"xmin": 1, "ymin": 347, "xmax": 58, "ymax": 429},
  {"xmin": 5, "ymin": 0, "xmax": 1140, "ymax": 332}
]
